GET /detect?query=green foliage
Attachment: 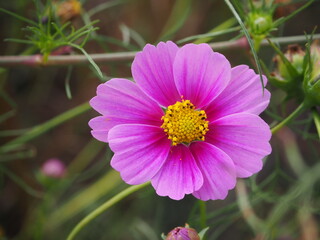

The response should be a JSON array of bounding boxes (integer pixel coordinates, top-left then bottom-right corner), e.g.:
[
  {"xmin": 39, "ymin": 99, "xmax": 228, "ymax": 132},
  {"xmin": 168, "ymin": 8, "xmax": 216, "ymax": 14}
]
[{"xmin": 158, "ymin": 0, "xmax": 193, "ymax": 41}]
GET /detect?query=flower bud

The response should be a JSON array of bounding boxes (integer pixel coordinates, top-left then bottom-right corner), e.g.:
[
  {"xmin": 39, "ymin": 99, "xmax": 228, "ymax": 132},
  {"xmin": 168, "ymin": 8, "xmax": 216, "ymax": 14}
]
[
  {"xmin": 56, "ymin": 0, "xmax": 82, "ymax": 23},
  {"xmin": 269, "ymin": 44, "xmax": 306, "ymax": 102},
  {"xmin": 310, "ymin": 40, "xmax": 320, "ymax": 83},
  {"xmin": 165, "ymin": 225, "xmax": 200, "ymax": 240},
  {"xmin": 247, "ymin": 11, "xmax": 273, "ymax": 36},
  {"xmin": 41, "ymin": 158, "xmax": 66, "ymax": 178},
  {"xmin": 303, "ymin": 40, "xmax": 320, "ymax": 106},
  {"xmin": 274, "ymin": 44, "xmax": 305, "ymax": 80}
]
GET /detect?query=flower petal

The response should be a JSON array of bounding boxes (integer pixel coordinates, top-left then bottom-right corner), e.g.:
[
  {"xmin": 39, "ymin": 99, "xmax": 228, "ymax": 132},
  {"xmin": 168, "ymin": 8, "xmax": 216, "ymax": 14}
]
[
  {"xmin": 151, "ymin": 144, "xmax": 203, "ymax": 200},
  {"xmin": 109, "ymin": 124, "xmax": 171, "ymax": 185},
  {"xmin": 190, "ymin": 142, "xmax": 236, "ymax": 201},
  {"xmin": 173, "ymin": 43, "xmax": 231, "ymax": 109},
  {"xmin": 132, "ymin": 41, "xmax": 181, "ymax": 107},
  {"xmin": 206, "ymin": 113, "xmax": 272, "ymax": 178},
  {"xmin": 89, "ymin": 116, "xmax": 114, "ymax": 142},
  {"xmin": 205, "ymin": 65, "xmax": 271, "ymax": 121},
  {"xmin": 89, "ymin": 78, "xmax": 163, "ymax": 142}
]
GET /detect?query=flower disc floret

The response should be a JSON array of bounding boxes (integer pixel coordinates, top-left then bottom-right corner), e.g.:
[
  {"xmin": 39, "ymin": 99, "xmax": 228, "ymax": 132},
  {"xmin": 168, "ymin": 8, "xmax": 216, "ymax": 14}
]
[{"xmin": 161, "ymin": 100, "xmax": 209, "ymax": 146}]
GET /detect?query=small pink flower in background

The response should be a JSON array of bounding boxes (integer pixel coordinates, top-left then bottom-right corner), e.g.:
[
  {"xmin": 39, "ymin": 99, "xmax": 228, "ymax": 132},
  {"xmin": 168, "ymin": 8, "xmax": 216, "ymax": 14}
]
[
  {"xmin": 89, "ymin": 41, "xmax": 272, "ymax": 201},
  {"xmin": 41, "ymin": 158, "xmax": 66, "ymax": 178},
  {"xmin": 166, "ymin": 225, "xmax": 200, "ymax": 240}
]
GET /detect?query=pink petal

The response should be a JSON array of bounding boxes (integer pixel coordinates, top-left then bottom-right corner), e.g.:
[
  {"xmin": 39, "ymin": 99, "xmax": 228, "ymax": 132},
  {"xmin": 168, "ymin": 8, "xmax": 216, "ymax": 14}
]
[
  {"xmin": 132, "ymin": 41, "xmax": 181, "ymax": 107},
  {"xmin": 206, "ymin": 113, "xmax": 271, "ymax": 178},
  {"xmin": 89, "ymin": 116, "xmax": 114, "ymax": 142},
  {"xmin": 205, "ymin": 65, "xmax": 271, "ymax": 121},
  {"xmin": 108, "ymin": 124, "xmax": 171, "ymax": 185},
  {"xmin": 89, "ymin": 78, "xmax": 163, "ymax": 142},
  {"xmin": 151, "ymin": 144, "xmax": 203, "ymax": 200},
  {"xmin": 190, "ymin": 142, "xmax": 236, "ymax": 201},
  {"xmin": 173, "ymin": 43, "xmax": 231, "ymax": 109}
]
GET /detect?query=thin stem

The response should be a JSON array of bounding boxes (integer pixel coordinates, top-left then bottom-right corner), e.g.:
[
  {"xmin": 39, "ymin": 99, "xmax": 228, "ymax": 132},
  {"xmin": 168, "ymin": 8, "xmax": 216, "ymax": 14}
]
[
  {"xmin": 236, "ymin": 179, "xmax": 265, "ymax": 237},
  {"xmin": 1, "ymin": 34, "xmax": 319, "ymax": 67},
  {"xmin": 312, "ymin": 109, "xmax": 320, "ymax": 140},
  {"xmin": 199, "ymin": 200, "xmax": 207, "ymax": 229},
  {"xmin": 66, "ymin": 182, "xmax": 150, "ymax": 240},
  {"xmin": 0, "ymin": 102, "xmax": 90, "ymax": 153},
  {"xmin": 271, "ymin": 103, "xmax": 307, "ymax": 135}
]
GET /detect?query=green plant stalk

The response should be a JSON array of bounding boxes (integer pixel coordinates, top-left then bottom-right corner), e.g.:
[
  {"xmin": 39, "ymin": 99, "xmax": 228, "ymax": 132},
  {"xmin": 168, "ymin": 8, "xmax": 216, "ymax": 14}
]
[
  {"xmin": 199, "ymin": 200, "xmax": 207, "ymax": 229},
  {"xmin": 0, "ymin": 165, "xmax": 43, "ymax": 198},
  {"xmin": 266, "ymin": 162, "xmax": 320, "ymax": 231},
  {"xmin": 224, "ymin": 0, "xmax": 264, "ymax": 87},
  {"xmin": 0, "ymin": 102, "xmax": 90, "ymax": 153},
  {"xmin": 236, "ymin": 179, "xmax": 265, "ymax": 236},
  {"xmin": 279, "ymin": 128, "xmax": 307, "ymax": 176},
  {"xmin": 194, "ymin": 18, "xmax": 236, "ymax": 44},
  {"xmin": 271, "ymin": 103, "xmax": 307, "ymax": 135},
  {"xmin": 157, "ymin": 0, "xmax": 192, "ymax": 41},
  {"xmin": 1, "ymin": 34, "xmax": 320, "ymax": 67},
  {"xmin": 177, "ymin": 27, "xmax": 240, "ymax": 44},
  {"xmin": 47, "ymin": 170, "xmax": 122, "ymax": 229},
  {"xmin": 312, "ymin": 109, "xmax": 320, "ymax": 140},
  {"xmin": 66, "ymin": 182, "xmax": 150, "ymax": 240}
]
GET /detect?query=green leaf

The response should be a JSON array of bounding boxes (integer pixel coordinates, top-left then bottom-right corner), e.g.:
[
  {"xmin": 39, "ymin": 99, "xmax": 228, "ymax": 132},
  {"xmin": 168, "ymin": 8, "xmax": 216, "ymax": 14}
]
[
  {"xmin": 193, "ymin": 18, "xmax": 237, "ymax": 44},
  {"xmin": 198, "ymin": 227, "xmax": 209, "ymax": 240},
  {"xmin": 224, "ymin": 0, "xmax": 265, "ymax": 89},
  {"xmin": 0, "ymin": 102, "xmax": 91, "ymax": 154},
  {"xmin": 177, "ymin": 26, "xmax": 240, "ymax": 44},
  {"xmin": 0, "ymin": 110, "xmax": 16, "ymax": 124},
  {"xmin": 69, "ymin": 43, "xmax": 104, "ymax": 80},
  {"xmin": 273, "ymin": 0, "xmax": 315, "ymax": 27},
  {"xmin": 158, "ymin": 0, "xmax": 192, "ymax": 41},
  {"xmin": 4, "ymin": 38, "xmax": 34, "ymax": 44},
  {"xmin": 87, "ymin": 0, "xmax": 129, "ymax": 17},
  {"xmin": 0, "ymin": 165, "xmax": 43, "ymax": 198},
  {"xmin": 312, "ymin": 109, "xmax": 320, "ymax": 140},
  {"xmin": 66, "ymin": 20, "xmax": 99, "ymax": 41},
  {"xmin": 0, "ymin": 8, "xmax": 37, "ymax": 26},
  {"xmin": 260, "ymin": 60, "xmax": 289, "ymax": 89},
  {"xmin": 64, "ymin": 66, "xmax": 73, "ymax": 99}
]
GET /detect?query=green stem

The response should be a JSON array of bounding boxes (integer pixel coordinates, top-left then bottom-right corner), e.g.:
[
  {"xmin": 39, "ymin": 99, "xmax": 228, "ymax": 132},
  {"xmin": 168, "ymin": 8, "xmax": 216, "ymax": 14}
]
[
  {"xmin": 1, "ymin": 34, "xmax": 319, "ymax": 67},
  {"xmin": 66, "ymin": 182, "xmax": 150, "ymax": 240},
  {"xmin": 236, "ymin": 179, "xmax": 265, "ymax": 235},
  {"xmin": 0, "ymin": 102, "xmax": 90, "ymax": 153},
  {"xmin": 271, "ymin": 103, "xmax": 307, "ymax": 135},
  {"xmin": 312, "ymin": 109, "xmax": 320, "ymax": 140},
  {"xmin": 199, "ymin": 201, "xmax": 207, "ymax": 229}
]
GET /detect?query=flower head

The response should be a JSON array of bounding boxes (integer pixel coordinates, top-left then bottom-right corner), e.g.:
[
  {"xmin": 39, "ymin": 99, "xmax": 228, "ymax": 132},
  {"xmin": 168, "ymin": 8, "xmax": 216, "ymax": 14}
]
[
  {"xmin": 89, "ymin": 41, "xmax": 271, "ymax": 201},
  {"xmin": 41, "ymin": 158, "xmax": 66, "ymax": 178}
]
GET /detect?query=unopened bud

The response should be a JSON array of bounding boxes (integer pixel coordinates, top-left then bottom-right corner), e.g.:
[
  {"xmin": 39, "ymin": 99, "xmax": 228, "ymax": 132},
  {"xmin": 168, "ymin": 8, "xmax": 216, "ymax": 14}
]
[
  {"xmin": 56, "ymin": 0, "xmax": 82, "ymax": 22},
  {"xmin": 274, "ymin": 44, "xmax": 305, "ymax": 80},
  {"xmin": 302, "ymin": 40, "xmax": 320, "ymax": 106},
  {"xmin": 310, "ymin": 40, "xmax": 320, "ymax": 83},
  {"xmin": 247, "ymin": 12, "xmax": 273, "ymax": 36},
  {"xmin": 165, "ymin": 225, "xmax": 200, "ymax": 240},
  {"xmin": 41, "ymin": 158, "xmax": 66, "ymax": 178}
]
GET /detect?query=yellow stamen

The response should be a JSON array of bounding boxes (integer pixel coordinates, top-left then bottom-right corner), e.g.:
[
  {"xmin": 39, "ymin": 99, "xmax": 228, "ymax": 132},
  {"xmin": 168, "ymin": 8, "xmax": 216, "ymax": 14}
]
[{"xmin": 161, "ymin": 100, "xmax": 209, "ymax": 146}]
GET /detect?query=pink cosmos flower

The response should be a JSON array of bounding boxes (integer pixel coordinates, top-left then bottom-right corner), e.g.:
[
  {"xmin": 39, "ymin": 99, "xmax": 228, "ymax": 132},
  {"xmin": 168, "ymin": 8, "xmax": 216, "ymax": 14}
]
[{"xmin": 89, "ymin": 41, "xmax": 271, "ymax": 201}]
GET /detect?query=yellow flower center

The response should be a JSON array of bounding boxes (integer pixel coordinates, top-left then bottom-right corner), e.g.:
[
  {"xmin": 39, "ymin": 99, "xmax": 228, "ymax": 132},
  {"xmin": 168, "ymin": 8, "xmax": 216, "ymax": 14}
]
[{"xmin": 161, "ymin": 100, "xmax": 209, "ymax": 146}]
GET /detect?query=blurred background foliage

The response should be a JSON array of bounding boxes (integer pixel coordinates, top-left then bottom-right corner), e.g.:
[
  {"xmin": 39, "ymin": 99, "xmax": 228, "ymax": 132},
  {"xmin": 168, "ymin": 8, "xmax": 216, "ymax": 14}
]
[{"xmin": 0, "ymin": 0, "xmax": 320, "ymax": 239}]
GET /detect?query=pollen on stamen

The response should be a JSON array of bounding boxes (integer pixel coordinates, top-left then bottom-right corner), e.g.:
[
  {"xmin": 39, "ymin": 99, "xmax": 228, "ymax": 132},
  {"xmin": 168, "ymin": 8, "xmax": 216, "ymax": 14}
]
[{"xmin": 161, "ymin": 100, "xmax": 209, "ymax": 146}]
